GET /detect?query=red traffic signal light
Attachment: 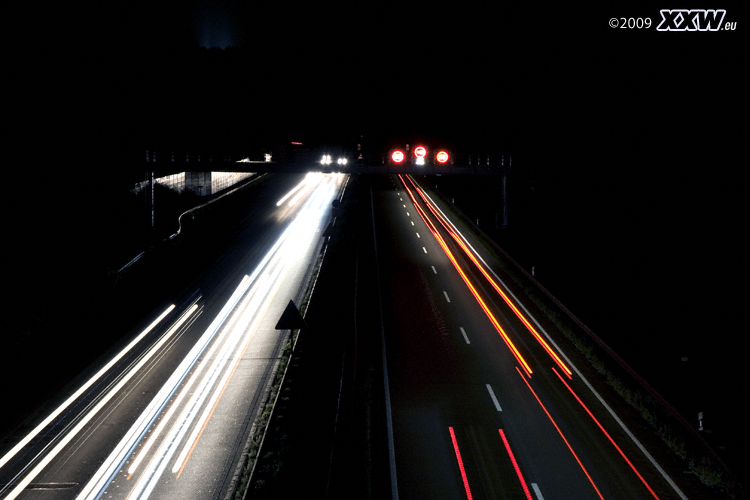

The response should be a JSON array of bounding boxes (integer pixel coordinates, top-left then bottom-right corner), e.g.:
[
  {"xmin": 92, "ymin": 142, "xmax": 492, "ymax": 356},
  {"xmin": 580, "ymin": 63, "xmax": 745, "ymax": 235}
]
[
  {"xmin": 435, "ymin": 150, "xmax": 450, "ymax": 164},
  {"xmin": 391, "ymin": 150, "xmax": 405, "ymax": 163}
]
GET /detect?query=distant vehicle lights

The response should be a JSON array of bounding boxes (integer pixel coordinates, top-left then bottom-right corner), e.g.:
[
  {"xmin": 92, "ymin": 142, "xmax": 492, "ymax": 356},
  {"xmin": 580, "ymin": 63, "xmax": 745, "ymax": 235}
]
[{"xmin": 322, "ymin": 154, "xmax": 347, "ymax": 165}]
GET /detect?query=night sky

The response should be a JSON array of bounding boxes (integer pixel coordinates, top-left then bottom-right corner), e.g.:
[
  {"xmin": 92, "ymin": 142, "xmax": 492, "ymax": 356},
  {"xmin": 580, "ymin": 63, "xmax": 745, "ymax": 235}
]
[
  {"xmin": 6, "ymin": 0, "xmax": 747, "ymax": 483},
  {"xmin": 12, "ymin": 2, "xmax": 743, "ymax": 162}
]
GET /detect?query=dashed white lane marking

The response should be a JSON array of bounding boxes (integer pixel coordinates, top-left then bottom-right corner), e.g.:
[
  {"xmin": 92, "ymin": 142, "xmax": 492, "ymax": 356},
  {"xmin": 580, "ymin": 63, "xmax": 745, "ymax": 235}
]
[
  {"xmin": 411, "ymin": 221, "xmax": 414, "ymax": 226},
  {"xmin": 416, "ymin": 232, "xmax": 420, "ymax": 238},
  {"xmin": 422, "ymin": 247, "xmax": 427, "ymax": 254},
  {"xmin": 486, "ymin": 384, "xmax": 502, "ymax": 411},
  {"xmin": 411, "ymin": 178, "xmax": 689, "ymax": 500},
  {"xmin": 459, "ymin": 327, "xmax": 470, "ymax": 344},
  {"xmin": 443, "ymin": 291, "xmax": 451, "ymax": 303},
  {"xmin": 531, "ymin": 483, "xmax": 545, "ymax": 500},
  {"xmin": 431, "ymin": 266, "xmax": 437, "ymax": 275}
]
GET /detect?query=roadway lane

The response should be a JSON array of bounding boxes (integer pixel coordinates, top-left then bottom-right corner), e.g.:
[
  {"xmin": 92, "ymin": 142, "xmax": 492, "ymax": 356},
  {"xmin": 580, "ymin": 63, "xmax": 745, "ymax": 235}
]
[
  {"xmin": 0, "ymin": 173, "xmax": 347, "ymax": 500},
  {"xmin": 372, "ymin": 174, "xmax": 689, "ymax": 500}
]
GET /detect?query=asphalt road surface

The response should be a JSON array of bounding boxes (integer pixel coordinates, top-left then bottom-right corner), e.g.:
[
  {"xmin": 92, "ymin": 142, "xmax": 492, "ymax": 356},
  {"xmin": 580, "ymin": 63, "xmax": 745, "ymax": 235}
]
[
  {"xmin": 0, "ymin": 172, "xmax": 347, "ymax": 500},
  {"xmin": 372, "ymin": 174, "xmax": 691, "ymax": 500}
]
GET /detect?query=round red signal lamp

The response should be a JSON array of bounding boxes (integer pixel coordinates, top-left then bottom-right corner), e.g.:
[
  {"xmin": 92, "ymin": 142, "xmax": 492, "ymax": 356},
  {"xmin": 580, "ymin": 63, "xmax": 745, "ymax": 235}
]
[
  {"xmin": 391, "ymin": 150, "xmax": 405, "ymax": 163},
  {"xmin": 435, "ymin": 151, "xmax": 450, "ymax": 164},
  {"xmin": 414, "ymin": 146, "xmax": 427, "ymax": 158}
]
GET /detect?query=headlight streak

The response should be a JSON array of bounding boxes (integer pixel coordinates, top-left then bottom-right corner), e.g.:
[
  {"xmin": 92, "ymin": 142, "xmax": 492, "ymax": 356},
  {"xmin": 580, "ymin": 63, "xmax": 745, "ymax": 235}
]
[
  {"xmin": 76, "ymin": 277, "xmax": 254, "ymax": 500},
  {"xmin": 288, "ymin": 187, "xmax": 308, "ymax": 207},
  {"xmin": 76, "ymin": 174, "xmax": 342, "ymax": 500},
  {"xmin": 2, "ymin": 304, "xmax": 199, "ymax": 500},
  {"xmin": 275, "ymin": 177, "xmax": 308, "ymax": 206},
  {"xmin": 551, "ymin": 367, "xmax": 662, "ymax": 500},
  {"xmin": 403, "ymin": 175, "xmax": 573, "ymax": 378},
  {"xmin": 514, "ymin": 366, "xmax": 605, "ymax": 500},
  {"xmin": 0, "ymin": 305, "xmax": 176, "ymax": 472},
  {"xmin": 277, "ymin": 172, "xmax": 324, "ymax": 208},
  {"xmin": 132, "ymin": 177, "xmax": 336, "ymax": 499},
  {"xmin": 127, "ymin": 268, "xmax": 280, "ymax": 500},
  {"xmin": 125, "ymin": 276, "xmax": 266, "ymax": 478},
  {"xmin": 173, "ymin": 253, "xmax": 292, "ymax": 476},
  {"xmin": 398, "ymin": 174, "xmax": 533, "ymax": 377},
  {"xmin": 171, "ymin": 263, "xmax": 283, "ymax": 476}
]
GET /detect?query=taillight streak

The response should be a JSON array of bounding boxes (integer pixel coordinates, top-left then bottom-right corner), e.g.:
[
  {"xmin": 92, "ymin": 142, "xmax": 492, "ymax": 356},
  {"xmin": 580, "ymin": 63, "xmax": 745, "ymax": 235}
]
[
  {"xmin": 449, "ymin": 427, "xmax": 474, "ymax": 500},
  {"xmin": 405, "ymin": 175, "xmax": 572, "ymax": 378},
  {"xmin": 498, "ymin": 429, "xmax": 533, "ymax": 500},
  {"xmin": 399, "ymin": 175, "xmax": 533, "ymax": 376},
  {"xmin": 551, "ymin": 367, "xmax": 661, "ymax": 500},
  {"xmin": 516, "ymin": 367, "xmax": 606, "ymax": 500}
]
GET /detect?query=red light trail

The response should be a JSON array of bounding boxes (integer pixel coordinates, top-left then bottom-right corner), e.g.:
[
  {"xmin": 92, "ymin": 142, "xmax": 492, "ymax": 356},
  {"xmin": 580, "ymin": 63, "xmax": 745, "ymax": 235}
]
[
  {"xmin": 498, "ymin": 429, "xmax": 533, "ymax": 500},
  {"xmin": 402, "ymin": 174, "xmax": 572, "ymax": 378},
  {"xmin": 449, "ymin": 427, "xmax": 474, "ymax": 500},
  {"xmin": 551, "ymin": 367, "xmax": 662, "ymax": 500},
  {"xmin": 399, "ymin": 175, "xmax": 533, "ymax": 376},
  {"xmin": 516, "ymin": 367, "xmax": 606, "ymax": 499}
]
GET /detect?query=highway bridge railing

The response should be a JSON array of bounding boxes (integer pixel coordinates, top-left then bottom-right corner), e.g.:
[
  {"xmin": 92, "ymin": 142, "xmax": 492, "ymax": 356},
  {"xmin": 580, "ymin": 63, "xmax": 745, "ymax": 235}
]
[{"xmin": 140, "ymin": 153, "xmax": 511, "ymax": 177}]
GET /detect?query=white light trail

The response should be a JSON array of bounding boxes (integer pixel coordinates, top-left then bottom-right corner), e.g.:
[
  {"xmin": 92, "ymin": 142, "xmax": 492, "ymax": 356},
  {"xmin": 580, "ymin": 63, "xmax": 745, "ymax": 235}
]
[
  {"xmin": 276, "ymin": 179, "xmax": 306, "ymax": 206},
  {"xmin": 129, "ymin": 174, "xmax": 335, "ymax": 499},
  {"xmin": 125, "ymin": 279, "xmax": 264, "ymax": 477},
  {"xmin": 76, "ymin": 173, "xmax": 343, "ymax": 500},
  {"xmin": 76, "ymin": 280, "xmax": 254, "ymax": 500},
  {"xmin": 172, "ymin": 260, "xmax": 286, "ymax": 475},
  {"xmin": 276, "ymin": 172, "xmax": 321, "ymax": 207},
  {"xmin": 3, "ymin": 305, "xmax": 198, "ymax": 500},
  {"xmin": 0, "ymin": 305, "xmax": 176, "ymax": 471}
]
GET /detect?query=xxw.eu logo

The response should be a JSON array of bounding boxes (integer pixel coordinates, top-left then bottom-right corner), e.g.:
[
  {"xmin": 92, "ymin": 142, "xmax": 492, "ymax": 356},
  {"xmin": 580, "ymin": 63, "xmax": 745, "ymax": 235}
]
[{"xmin": 656, "ymin": 9, "xmax": 726, "ymax": 30}]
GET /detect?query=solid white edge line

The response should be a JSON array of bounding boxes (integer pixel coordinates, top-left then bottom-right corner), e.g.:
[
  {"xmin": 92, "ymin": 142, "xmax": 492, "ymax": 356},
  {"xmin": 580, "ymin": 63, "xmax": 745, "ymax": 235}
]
[
  {"xmin": 372, "ymin": 182, "xmax": 399, "ymax": 500},
  {"xmin": 486, "ymin": 384, "xmax": 502, "ymax": 411},
  {"xmin": 414, "ymin": 178, "xmax": 689, "ymax": 500}
]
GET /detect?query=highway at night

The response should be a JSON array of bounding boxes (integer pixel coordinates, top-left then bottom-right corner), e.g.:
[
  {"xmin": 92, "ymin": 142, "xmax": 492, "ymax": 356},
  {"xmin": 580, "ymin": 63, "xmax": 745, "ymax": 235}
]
[
  {"xmin": 0, "ymin": 170, "xmax": 730, "ymax": 500},
  {"xmin": 4, "ymin": 0, "xmax": 742, "ymax": 495},
  {"xmin": 371, "ymin": 174, "xmax": 691, "ymax": 500},
  {"xmin": 0, "ymin": 173, "xmax": 347, "ymax": 500}
]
